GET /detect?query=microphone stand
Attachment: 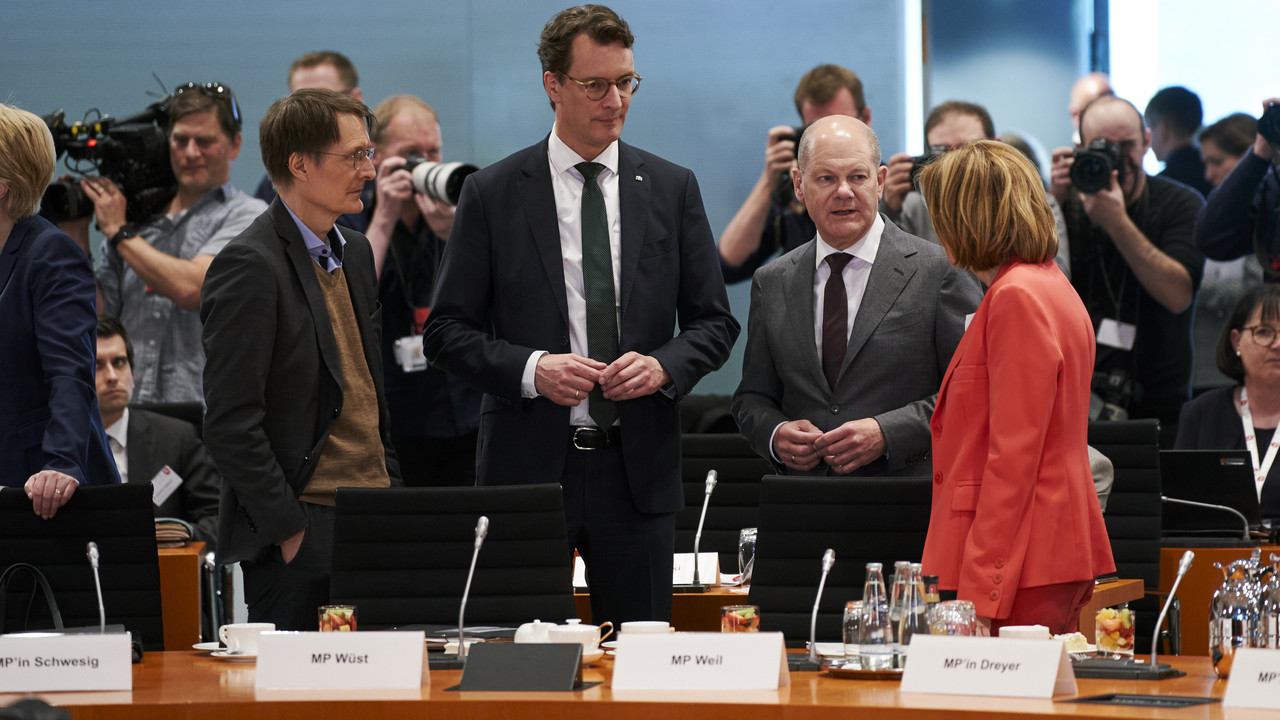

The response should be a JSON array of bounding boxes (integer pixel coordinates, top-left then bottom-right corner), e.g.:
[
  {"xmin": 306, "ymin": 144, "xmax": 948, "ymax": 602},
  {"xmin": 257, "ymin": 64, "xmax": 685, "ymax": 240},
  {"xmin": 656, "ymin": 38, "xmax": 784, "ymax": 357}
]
[
  {"xmin": 86, "ymin": 542, "xmax": 105, "ymax": 634},
  {"xmin": 457, "ymin": 516, "xmax": 489, "ymax": 664},
  {"xmin": 1162, "ymin": 496, "xmax": 1251, "ymax": 542},
  {"xmin": 1152, "ymin": 551, "xmax": 1193, "ymax": 665},
  {"xmin": 674, "ymin": 470, "xmax": 717, "ymax": 593},
  {"xmin": 789, "ymin": 548, "xmax": 835, "ymax": 672}
]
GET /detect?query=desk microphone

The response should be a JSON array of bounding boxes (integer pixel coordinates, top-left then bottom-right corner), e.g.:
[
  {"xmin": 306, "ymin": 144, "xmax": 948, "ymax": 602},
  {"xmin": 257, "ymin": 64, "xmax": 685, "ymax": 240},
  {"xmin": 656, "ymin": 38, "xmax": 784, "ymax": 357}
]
[
  {"xmin": 1151, "ymin": 550, "xmax": 1193, "ymax": 666},
  {"xmin": 457, "ymin": 516, "xmax": 489, "ymax": 663},
  {"xmin": 674, "ymin": 470, "xmax": 717, "ymax": 593},
  {"xmin": 1162, "ymin": 496, "xmax": 1250, "ymax": 542},
  {"xmin": 787, "ymin": 548, "xmax": 835, "ymax": 672},
  {"xmin": 86, "ymin": 542, "xmax": 105, "ymax": 634}
]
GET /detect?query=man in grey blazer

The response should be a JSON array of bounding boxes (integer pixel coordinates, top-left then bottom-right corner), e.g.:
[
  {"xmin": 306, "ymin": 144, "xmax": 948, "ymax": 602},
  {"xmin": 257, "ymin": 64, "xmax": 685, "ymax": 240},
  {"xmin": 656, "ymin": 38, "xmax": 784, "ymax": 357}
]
[{"xmin": 733, "ymin": 115, "xmax": 981, "ymax": 477}]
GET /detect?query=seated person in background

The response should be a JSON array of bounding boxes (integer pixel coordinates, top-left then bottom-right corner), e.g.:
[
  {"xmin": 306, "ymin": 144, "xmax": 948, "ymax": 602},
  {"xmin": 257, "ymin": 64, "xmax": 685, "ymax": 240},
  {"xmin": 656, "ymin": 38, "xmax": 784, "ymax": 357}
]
[
  {"xmin": 1193, "ymin": 113, "xmax": 1264, "ymax": 391},
  {"xmin": 0, "ymin": 103, "xmax": 118, "ymax": 519},
  {"xmin": 1144, "ymin": 86, "xmax": 1212, "ymax": 197},
  {"xmin": 718, "ymin": 64, "xmax": 871, "ymax": 284},
  {"xmin": 1196, "ymin": 97, "xmax": 1280, "ymax": 278},
  {"xmin": 1175, "ymin": 284, "xmax": 1280, "ymax": 520},
  {"xmin": 880, "ymin": 101, "xmax": 1071, "ymax": 276},
  {"xmin": 97, "ymin": 316, "xmax": 220, "ymax": 546}
]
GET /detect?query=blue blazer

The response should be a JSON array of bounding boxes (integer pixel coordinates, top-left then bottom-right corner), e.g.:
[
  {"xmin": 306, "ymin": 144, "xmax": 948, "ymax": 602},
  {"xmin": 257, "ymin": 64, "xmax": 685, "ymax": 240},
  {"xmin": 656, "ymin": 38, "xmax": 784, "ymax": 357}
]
[
  {"xmin": 0, "ymin": 214, "xmax": 118, "ymax": 487},
  {"xmin": 423, "ymin": 137, "xmax": 739, "ymax": 514}
]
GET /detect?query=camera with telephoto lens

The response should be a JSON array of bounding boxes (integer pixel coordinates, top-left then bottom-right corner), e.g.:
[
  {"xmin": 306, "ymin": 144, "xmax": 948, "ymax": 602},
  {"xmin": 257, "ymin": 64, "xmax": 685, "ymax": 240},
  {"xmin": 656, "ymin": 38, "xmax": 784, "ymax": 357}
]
[
  {"xmin": 1069, "ymin": 137, "xmax": 1125, "ymax": 194},
  {"xmin": 402, "ymin": 156, "xmax": 479, "ymax": 206},
  {"xmin": 39, "ymin": 101, "xmax": 177, "ymax": 224},
  {"xmin": 910, "ymin": 144, "xmax": 950, "ymax": 190},
  {"xmin": 769, "ymin": 123, "xmax": 811, "ymax": 208},
  {"xmin": 1258, "ymin": 102, "xmax": 1280, "ymax": 148}
]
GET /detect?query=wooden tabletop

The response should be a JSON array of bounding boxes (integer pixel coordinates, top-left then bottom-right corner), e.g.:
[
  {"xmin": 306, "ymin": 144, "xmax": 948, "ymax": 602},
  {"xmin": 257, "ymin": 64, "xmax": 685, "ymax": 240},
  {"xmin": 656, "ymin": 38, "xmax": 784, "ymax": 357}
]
[{"xmin": 1, "ymin": 649, "xmax": 1246, "ymax": 720}]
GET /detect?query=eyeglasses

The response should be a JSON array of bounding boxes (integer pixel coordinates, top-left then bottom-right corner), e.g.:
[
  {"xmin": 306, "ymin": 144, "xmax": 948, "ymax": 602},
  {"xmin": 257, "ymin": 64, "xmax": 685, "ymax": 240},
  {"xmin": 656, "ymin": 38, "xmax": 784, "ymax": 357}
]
[
  {"xmin": 316, "ymin": 147, "xmax": 376, "ymax": 170},
  {"xmin": 173, "ymin": 82, "xmax": 241, "ymax": 129},
  {"xmin": 562, "ymin": 73, "xmax": 642, "ymax": 101},
  {"xmin": 1243, "ymin": 325, "xmax": 1280, "ymax": 346}
]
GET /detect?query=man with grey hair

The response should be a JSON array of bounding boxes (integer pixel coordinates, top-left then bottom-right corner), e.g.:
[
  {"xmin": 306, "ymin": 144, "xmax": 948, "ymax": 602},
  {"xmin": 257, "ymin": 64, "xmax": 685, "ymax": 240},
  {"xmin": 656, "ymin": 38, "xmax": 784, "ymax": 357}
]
[{"xmin": 734, "ymin": 114, "xmax": 981, "ymax": 477}]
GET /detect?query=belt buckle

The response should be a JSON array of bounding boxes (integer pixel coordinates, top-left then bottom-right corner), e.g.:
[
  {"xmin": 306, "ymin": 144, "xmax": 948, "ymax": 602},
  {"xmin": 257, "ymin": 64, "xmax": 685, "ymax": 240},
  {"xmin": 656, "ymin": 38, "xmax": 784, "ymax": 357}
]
[{"xmin": 572, "ymin": 427, "xmax": 594, "ymax": 451}]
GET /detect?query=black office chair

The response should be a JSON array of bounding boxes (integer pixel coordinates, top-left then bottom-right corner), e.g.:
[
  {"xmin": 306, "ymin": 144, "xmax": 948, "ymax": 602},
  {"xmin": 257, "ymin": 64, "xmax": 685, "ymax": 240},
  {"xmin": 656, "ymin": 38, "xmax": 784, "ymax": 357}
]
[
  {"xmin": 330, "ymin": 484, "xmax": 576, "ymax": 630},
  {"xmin": 1088, "ymin": 419, "xmax": 1178, "ymax": 653},
  {"xmin": 748, "ymin": 475, "xmax": 932, "ymax": 646},
  {"xmin": 131, "ymin": 402, "xmax": 205, "ymax": 439},
  {"xmin": 675, "ymin": 433, "xmax": 774, "ymax": 572},
  {"xmin": 0, "ymin": 484, "xmax": 165, "ymax": 650}
]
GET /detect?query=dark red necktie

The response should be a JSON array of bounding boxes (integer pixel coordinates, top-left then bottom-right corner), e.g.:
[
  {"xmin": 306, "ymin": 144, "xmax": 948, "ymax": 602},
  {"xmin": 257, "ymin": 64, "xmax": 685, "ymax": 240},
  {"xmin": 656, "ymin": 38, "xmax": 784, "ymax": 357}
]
[{"xmin": 822, "ymin": 253, "xmax": 853, "ymax": 388}]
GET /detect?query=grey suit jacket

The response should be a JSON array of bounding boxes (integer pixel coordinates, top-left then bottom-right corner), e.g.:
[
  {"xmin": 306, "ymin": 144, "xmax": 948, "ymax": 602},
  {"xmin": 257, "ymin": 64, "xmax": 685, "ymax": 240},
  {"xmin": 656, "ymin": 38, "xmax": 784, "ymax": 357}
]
[
  {"xmin": 126, "ymin": 408, "xmax": 220, "ymax": 546},
  {"xmin": 732, "ymin": 217, "xmax": 982, "ymax": 476}
]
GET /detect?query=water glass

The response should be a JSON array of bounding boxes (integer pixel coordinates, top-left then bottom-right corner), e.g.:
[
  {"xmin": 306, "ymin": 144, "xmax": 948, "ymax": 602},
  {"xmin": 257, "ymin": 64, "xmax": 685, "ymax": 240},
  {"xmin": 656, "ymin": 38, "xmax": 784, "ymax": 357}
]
[
  {"xmin": 842, "ymin": 600, "xmax": 862, "ymax": 664},
  {"xmin": 928, "ymin": 599, "xmax": 977, "ymax": 636},
  {"xmin": 738, "ymin": 527, "xmax": 758, "ymax": 586}
]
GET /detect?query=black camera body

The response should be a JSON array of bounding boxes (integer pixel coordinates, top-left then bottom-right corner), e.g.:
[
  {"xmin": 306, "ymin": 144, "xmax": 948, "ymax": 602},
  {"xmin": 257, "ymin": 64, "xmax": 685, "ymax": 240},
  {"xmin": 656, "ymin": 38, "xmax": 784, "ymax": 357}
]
[
  {"xmin": 910, "ymin": 144, "xmax": 950, "ymax": 190},
  {"xmin": 40, "ymin": 102, "xmax": 177, "ymax": 224},
  {"xmin": 1070, "ymin": 137, "xmax": 1125, "ymax": 194},
  {"xmin": 1258, "ymin": 102, "xmax": 1280, "ymax": 149},
  {"xmin": 402, "ymin": 156, "xmax": 478, "ymax": 206}
]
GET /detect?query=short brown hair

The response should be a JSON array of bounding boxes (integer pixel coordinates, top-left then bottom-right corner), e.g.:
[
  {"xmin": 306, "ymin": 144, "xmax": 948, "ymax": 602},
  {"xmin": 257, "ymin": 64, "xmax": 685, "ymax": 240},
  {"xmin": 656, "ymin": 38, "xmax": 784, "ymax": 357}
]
[
  {"xmin": 169, "ymin": 82, "xmax": 242, "ymax": 138},
  {"xmin": 919, "ymin": 140, "xmax": 1058, "ymax": 272},
  {"xmin": 1217, "ymin": 284, "xmax": 1280, "ymax": 384},
  {"xmin": 371, "ymin": 95, "xmax": 438, "ymax": 145},
  {"xmin": 1200, "ymin": 112, "xmax": 1257, "ymax": 158},
  {"xmin": 0, "ymin": 103, "xmax": 57, "ymax": 220},
  {"xmin": 793, "ymin": 64, "xmax": 865, "ymax": 119},
  {"xmin": 289, "ymin": 51, "xmax": 359, "ymax": 93},
  {"xmin": 537, "ymin": 5, "xmax": 634, "ymax": 109},
  {"xmin": 925, "ymin": 101, "xmax": 995, "ymax": 144},
  {"xmin": 260, "ymin": 89, "xmax": 375, "ymax": 191}
]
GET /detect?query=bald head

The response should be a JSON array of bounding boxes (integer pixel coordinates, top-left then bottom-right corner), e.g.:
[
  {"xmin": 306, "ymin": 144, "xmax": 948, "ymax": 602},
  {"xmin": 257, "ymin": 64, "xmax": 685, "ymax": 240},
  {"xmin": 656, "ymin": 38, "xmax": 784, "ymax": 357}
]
[
  {"xmin": 797, "ymin": 115, "xmax": 880, "ymax": 171},
  {"xmin": 1070, "ymin": 72, "xmax": 1113, "ymax": 127}
]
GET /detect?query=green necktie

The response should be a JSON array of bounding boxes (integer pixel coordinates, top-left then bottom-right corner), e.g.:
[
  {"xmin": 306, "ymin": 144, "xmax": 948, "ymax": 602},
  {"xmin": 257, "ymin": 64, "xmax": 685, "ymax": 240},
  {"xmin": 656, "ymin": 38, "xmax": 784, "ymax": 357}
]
[{"xmin": 576, "ymin": 161, "xmax": 619, "ymax": 429}]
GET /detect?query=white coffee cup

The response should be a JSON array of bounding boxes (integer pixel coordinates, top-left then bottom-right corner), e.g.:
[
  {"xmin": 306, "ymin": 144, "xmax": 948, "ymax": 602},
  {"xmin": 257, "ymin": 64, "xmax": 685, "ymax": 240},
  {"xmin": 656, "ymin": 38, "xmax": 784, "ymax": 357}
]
[
  {"xmin": 547, "ymin": 618, "xmax": 613, "ymax": 652},
  {"xmin": 620, "ymin": 621, "xmax": 670, "ymax": 634},
  {"xmin": 218, "ymin": 622, "xmax": 275, "ymax": 654},
  {"xmin": 998, "ymin": 624, "xmax": 1050, "ymax": 640}
]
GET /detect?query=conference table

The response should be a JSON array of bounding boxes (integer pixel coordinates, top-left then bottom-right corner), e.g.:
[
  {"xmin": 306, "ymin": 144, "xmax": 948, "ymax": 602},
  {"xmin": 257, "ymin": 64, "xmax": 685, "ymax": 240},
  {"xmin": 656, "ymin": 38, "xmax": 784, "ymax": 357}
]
[{"xmin": 0, "ymin": 650, "xmax": 1256, "ymax": 720}]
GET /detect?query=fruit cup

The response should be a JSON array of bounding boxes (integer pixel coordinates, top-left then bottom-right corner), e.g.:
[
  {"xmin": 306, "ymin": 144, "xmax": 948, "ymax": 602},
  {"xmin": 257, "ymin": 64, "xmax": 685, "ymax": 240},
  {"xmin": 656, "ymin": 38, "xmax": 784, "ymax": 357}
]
[
  {"xmin": 1094, "ymin": 606, "xmax": 1134, "ymax": 658},
  {"xmin": 319, "ymin": 604, "xmax": 357, "ymax": 632},
  {"xmin": 721, "ymin": 604, "xmax": 761, "ymax": 632}
]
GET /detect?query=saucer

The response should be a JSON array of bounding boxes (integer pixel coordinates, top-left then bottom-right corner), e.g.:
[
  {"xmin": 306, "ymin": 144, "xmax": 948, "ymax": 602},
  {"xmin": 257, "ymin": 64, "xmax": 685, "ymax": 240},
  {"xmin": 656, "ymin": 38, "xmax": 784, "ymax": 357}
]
[
  {"xmin": 192, "ymin": 641, "xmax": 223, "ymax": 652},
  {"xmin": 581, "ymin": 648, "xmax": 605, "ymax": 665},
  {"xmin": 211, "ymin": 650, "xmax": 257, "ymax": 662},
  {"xmin": 600, "ymin": 640, "xmax": 617, "ymax": 650}
]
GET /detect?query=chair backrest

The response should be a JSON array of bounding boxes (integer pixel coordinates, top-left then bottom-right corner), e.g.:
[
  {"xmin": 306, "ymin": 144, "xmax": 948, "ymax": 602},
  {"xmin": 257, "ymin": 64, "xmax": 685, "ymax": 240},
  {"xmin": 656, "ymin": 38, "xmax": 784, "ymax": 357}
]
[
  {"xmin": 1088, "ymin": 419, "xmax": 1162, "ymax": 590},
  {"xmin": 748, "ymin": 475, "xmax": 932, "ymax": 645},
  {"xmin": 676, "ymin": 434, "xmax": 774, "ymax": 572},
  {"xmin": 132, "ymin": 402, "xmax": 205, "ymax": 439},
  {"xmin": 0, "ymin": 484, "xmax": 164, "ymax": 650},
  {"xmin": 331, "ymin": 484, "xmax": 576, "ymax": 629}
]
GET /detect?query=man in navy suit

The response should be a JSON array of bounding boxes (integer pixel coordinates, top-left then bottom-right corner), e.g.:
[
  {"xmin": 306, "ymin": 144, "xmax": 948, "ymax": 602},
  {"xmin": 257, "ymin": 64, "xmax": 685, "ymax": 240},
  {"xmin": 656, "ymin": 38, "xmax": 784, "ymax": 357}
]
[{"xmin": 424, "ymin": 4, "xmax": 739, "ymax": 625}]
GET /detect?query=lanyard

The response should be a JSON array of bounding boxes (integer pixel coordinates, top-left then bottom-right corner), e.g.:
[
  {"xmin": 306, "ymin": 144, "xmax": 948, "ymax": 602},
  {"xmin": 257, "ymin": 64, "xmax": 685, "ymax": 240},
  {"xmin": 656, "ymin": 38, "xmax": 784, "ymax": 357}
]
[{"xmin": 1239, "ymin": 387, "xmax": 1278, "ymax": 501}]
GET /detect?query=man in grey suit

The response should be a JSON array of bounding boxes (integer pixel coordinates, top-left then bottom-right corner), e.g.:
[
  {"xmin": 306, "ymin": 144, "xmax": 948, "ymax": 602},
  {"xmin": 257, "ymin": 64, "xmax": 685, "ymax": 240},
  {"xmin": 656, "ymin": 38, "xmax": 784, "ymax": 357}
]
[{"xmin": 733, "ymin": 115, "xmax": 981, "ymax": 476}]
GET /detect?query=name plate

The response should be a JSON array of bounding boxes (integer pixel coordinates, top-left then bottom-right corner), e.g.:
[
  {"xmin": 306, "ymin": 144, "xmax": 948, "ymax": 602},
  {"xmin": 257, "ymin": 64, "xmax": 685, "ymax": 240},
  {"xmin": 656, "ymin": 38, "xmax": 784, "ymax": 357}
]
[
  {"xmin": 0, "ymin": 633, "xmax": 132, "ymax": 692},
  {"xmin": 672, "ymin": 552, "xmax": 720, "ymax": 586},
  {"xmin": 1224, "ymin": 648, "xmax": 1280, "ymax": 708},
  {"xmin": 256, "ymin": 631, "xmax": 425, "ymax": 689},
  {"xmin": 900, "ymin": 635, "xmax": 1076, "ymax": 698},
  {"xmin": 612, "ymin": 631, "xmax": 789, "ymax": 690}
]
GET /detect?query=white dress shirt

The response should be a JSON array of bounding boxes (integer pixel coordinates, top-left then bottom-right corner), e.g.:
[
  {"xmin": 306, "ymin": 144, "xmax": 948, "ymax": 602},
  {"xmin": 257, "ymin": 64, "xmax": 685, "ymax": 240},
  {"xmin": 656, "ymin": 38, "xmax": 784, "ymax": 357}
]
[
  {"xmin": 520, "ymin": 127, "xmax": 623, "ymax": 428},
  {"xmin": 104, "ymin": 407, "xmax": 130, "ymax": 484}
]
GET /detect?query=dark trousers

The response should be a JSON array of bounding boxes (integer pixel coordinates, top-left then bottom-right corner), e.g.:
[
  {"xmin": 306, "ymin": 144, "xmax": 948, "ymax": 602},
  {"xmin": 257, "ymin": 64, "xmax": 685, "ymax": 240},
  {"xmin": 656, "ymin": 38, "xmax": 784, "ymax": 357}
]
[
  {"xmin": 393, "ymin": 431, "xmax": 479, "ymax": 487},
  {"xmin": 561, "ymin": 446, "xmax": 675, "ymax": 626},
  {"xmin": 240, "ymin": 502, "xmax": 335, "ymax": 631}
]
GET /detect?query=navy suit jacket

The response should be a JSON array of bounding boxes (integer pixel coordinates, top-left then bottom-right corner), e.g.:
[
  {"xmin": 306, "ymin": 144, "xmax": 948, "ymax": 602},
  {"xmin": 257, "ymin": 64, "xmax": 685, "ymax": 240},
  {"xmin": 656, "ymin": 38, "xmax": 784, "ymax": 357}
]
[
  {"xmin": 0, "ymin": 214, "xmax": 118, "ymax": 488},
  {"xmin": 423, "ymin": 137, "xmax": 739, "ymax": 514},
  {"xmin": 201, "ymin": 200, "xmax": 400, "ymax": 563}
]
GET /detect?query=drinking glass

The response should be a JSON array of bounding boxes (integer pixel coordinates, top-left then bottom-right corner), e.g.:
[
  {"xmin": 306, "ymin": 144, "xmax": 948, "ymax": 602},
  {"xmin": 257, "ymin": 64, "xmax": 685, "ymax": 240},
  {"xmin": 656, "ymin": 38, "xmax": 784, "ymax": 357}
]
[
  {"xmin": 1095, "ymin": 605, "xmax": 1135, "ymax": 658},
  {"xmin": 738, "ymin": 527, "xmax": 758, "ymax": 587},
  {"xmin": 721, "ymin": 604, "xmax": 761, "ymax": 632},
  {"xmin": 928, "ymin": 600, "xmax": 977, "ymax": 636}
]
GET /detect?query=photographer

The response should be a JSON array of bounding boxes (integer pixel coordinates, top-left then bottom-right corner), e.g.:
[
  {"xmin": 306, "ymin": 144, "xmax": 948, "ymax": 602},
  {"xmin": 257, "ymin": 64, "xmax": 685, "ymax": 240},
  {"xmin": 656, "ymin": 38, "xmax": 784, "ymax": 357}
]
[
  {"xmin": 880, "ymin": 101, "xmax": 1070, "ymax": 275},
  {"xmin": 1195, "ymin": 97, "xmax": 1280, "ymax": 278},
  {"xmin": 1050, "ymin": 95, "xmax": 1204, "ymax": 435},
  {"xmin": 362, "ymin": 95, "xmax": 480, "ymax": 486},
  {"xmin": 717, "ymin": 64, "xmax": 871, "ymax": 284},
  {"xmin": 62, "ymin": 83, "xmax": 265, "ymax": 404}
]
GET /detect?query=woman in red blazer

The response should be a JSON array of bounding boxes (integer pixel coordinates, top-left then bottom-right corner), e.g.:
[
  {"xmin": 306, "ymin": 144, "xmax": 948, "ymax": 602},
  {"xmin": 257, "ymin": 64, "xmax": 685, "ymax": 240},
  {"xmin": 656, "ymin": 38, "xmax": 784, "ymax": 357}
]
[{"xmin": 917, "ymin": 141, "xmax": 1114, "ymax": 634}]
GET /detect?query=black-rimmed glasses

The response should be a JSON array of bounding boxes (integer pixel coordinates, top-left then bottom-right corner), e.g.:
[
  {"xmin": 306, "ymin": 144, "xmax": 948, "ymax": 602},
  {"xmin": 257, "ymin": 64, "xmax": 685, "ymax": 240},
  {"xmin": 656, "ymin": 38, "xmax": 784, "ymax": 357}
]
[
  {"xmin": 1243, "ymin": 325, "xmax": 1280, "ymax": 346},
  {"xmin": 562, "ymin": 73, "xmax": 642, "ymax": 101},
  {"xmin": 173, "ymin": 82, "xmax": 241, "ymax": 129},
  {"xmin": 316, "ymin": 147, "xmax": 376, "ymax": 170}
]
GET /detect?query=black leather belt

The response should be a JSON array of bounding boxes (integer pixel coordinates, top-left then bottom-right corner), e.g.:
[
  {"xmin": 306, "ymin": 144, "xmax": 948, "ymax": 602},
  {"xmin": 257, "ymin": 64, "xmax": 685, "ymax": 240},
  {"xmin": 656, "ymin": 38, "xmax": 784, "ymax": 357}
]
[{"xmin": 570, "ymin": 426, "xmax": 622, "ymax": 451}]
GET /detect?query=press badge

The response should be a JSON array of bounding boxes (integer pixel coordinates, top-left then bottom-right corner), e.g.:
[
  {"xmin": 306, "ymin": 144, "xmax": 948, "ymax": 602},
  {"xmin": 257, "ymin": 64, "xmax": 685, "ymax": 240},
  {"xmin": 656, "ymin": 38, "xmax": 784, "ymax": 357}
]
[
  {"xmin": 393, "ymin": 335, "xmax": 428, "ymax": 373},
  {"xmin": 1096, "ymin": 318, "xmax": 1136, "ymax": 350}
]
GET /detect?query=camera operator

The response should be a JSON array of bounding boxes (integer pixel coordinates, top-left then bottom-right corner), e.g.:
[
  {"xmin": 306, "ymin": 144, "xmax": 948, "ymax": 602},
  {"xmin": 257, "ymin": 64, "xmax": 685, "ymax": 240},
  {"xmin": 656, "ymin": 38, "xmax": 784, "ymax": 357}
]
[
  {"xmin": 880, "ymin": 101, "xmax": 1070, "ymax": 275},
  {"xmin": 361, "ymin": 94, "xmax": 480, "ymax": 486},
  {"xmin": 61, "ymin": 82, "xmax": 265, "ymax": 404},
  {"xmin": 717, "ymin": 64, "xmax": 871, "ymax": 284},
  {"xmin": 1195, "ymin": 97, "xmax": 1280, "ymax": 279},
  {"xmin": 1050, "ymin": 95, "xmax": 1204, "ymax": 435}
]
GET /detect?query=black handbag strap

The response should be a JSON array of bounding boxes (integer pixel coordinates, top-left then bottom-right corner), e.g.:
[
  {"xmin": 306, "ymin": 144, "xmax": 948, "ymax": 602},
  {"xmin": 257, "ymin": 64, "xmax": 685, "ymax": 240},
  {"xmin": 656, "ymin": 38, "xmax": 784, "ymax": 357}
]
[{"xmin": 0, "ymin": 563, "xmax": 65, "ymax": 633}]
